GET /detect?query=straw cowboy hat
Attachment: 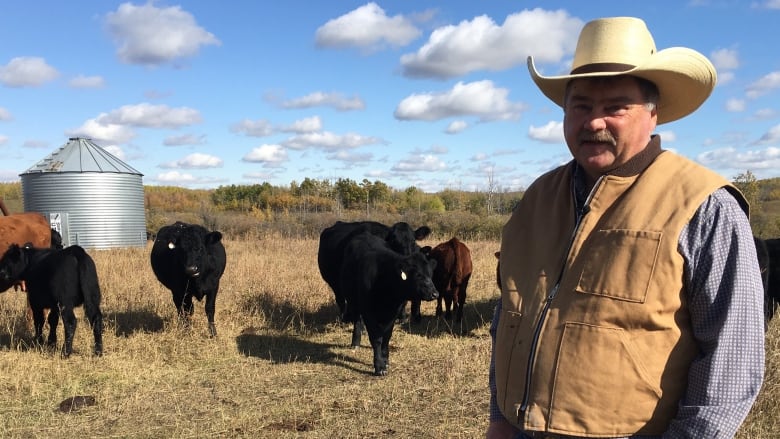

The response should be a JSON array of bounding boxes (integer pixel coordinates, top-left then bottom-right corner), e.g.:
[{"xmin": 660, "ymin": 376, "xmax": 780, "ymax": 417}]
[{"xmin": 528, "ymin": 16, "xmax": 716, "ymax": 124}]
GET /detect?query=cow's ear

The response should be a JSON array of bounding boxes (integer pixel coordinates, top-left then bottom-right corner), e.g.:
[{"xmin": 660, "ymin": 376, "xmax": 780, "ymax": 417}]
[
  {"xmin": 205, "ymin": 231, "xmax": 223, "ymax": 245},
  {"xmin": 414, "ymin": 226, "xmax": 432, "ymax": 240}
]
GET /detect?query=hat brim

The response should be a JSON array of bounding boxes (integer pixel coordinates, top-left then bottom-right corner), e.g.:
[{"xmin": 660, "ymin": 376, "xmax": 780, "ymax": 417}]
[{"xmin": 528, "ymin": 47, "xmax": 716, "ymax": 124}]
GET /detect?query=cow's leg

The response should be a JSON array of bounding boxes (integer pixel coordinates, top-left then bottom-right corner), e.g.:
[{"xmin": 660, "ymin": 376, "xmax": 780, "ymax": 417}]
[
  {"xmin": 205, "ymin": 292, "xmax": 217, "ymax": 338},
  {"xmin": 410, "ymin": 300, "xmax": 422, "ymax": 323},
  {"xmin": 444, "ymin": 293, "xmax": 454, "ymax": 320},
  {"xmin": 172, "ymin": 291, "xmax": 192, "ymax": 328},
  {"xmin": 84, "ymin": 302, "xmax": 103, "ymax": 356},
  {"xmin": 350, "ymin": 318, "xmax": 364, "ymax": 348},
  {"xmin": 367, "ymin": 323, "xmax": 393, "ymax": 376},
  {"xmin": 31, "ymin": 307, "xmax": 46, "ymax": 346},
  {"xmin": 46, "ymin": 306, "xmax": 60, "ymax": 348},
  {"xmin": 60, "ymin": 305, "xmax": 78, "ymax": 358}
]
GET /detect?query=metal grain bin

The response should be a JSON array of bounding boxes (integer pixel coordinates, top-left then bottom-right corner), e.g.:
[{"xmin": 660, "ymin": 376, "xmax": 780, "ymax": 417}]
[{"xmin": 21, "ymin": 137, "xmax": 146, "ymax": 249}]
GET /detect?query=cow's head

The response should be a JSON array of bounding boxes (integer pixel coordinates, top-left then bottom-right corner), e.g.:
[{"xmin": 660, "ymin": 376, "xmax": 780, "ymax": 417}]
[
  {"xmin": 397, "ymin": 252, "xmax": 438, "ymax": 301},
  {"xmin": 163, "ymin": 227, "xmax": 222, "ymax": 278},
  {"xmin": 0, "ymin": 244, "xmax": 29, "ymax": 287},
  {"xmin": 386, "ymin": 222, "xmax": 432, "ymax": 256}
]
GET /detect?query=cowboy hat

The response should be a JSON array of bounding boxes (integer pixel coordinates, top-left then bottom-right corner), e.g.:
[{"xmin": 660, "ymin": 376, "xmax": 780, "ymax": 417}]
[{"xmin": 528, "ymin": 16, "xmax": 716, "ymax": 124}]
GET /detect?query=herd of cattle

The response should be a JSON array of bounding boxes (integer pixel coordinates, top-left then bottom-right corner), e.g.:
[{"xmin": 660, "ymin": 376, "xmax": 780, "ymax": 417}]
[{"xmin": 0, "ymin": 209, "xmax": 779, "ymax": 376}]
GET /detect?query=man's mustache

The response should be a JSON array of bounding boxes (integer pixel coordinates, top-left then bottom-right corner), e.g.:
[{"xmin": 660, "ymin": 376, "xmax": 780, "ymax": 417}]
[{"xmin": 578, "ymin": 131, "xmax": 616, "ymax": 146}]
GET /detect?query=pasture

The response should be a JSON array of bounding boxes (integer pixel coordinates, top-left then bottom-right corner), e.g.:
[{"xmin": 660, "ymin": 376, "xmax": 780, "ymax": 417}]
[{"xmin": 0, "ymin": 235, "xmax": 777, "ymax": 438}]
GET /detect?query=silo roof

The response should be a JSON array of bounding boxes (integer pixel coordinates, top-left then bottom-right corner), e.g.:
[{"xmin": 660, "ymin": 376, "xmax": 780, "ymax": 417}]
[{"xmin": 21, "ymin": 137, "xmax": 142, "ymax": 175}]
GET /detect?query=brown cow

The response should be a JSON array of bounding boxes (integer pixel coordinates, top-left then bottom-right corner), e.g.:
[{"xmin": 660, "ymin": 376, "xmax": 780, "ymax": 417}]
[
  {"xmin": 420, "ymin": 237, "xmax": 473, "ymax": 323},
  {"xmin": 0, "ymin": 212, "xmax": 52, "ymax": 292}
]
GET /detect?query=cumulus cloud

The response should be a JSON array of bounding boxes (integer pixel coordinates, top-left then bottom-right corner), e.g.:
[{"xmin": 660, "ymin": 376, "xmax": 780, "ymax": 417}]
[
  {"xmin": 68, "ymin": 75, "xmax": 106, "ymax": 89},
  {"xmin": 395, "ymin": 80, "xmax": 525, "ymax": 121},
  {"xmin": 445, "ymin": 120, "xmax": 468, "ymax": 134},
  {"xmin": 315, "ymin": 2, "xmax": 421, "ymax": 52},
  {"xmin": 161, "ymin": 152, "xmax": 223, "ymax": 169},
  {"xmin": 658, "ymin": 131, "xmax": 677, "ymax": 142},
  {"xmin": 711, "ymin": 48, "xmax": 739, "ymax": 70},
  {"xmin": 99, "ymin": 103, "xmax": 202, "ymax": 128},
  {"xmin": 698, "ymin": 146, "xmax": 780, "ymax": 171},
  {"xmin": 105, "ymin": 2, "xmax": 220, "ymax": 65},
  {"xmin": 0, "ymin": 107, "xmax": 11, "ymax": 121},
  {"xmin": 164, "ymin": 134, "xmax": 207, "ymax": 146},
  {"xmin": 0, "ymin": 57, "xmax": 59, "ymax": 87},
  {"xmin": 746, "ymin": 71, "xmax": 780, "ymax": 99},
  {"xmin": 726, "ymin": 98, "xmax": 746, "ymax": 112},
  {"xmin": 242, "ymin": 144, "xmax": 288, "ymax": 165},
  {"xmin": 66, "ymin": 118, "xmax": 136, "ymax": 145},
  {"xmin": 278, "ymin": 92, "xmax": 365, "ymax": 111},
  {"xmin": 103, "ymin": 145, "xmax": 126, "ymax": 160},
  {"xmin": 282, "ymin": 131, "xmax": 383, "ymax": 151},
  {"xmin": 528, "ymin": 121, "xmax": 564, "ymax": 144},
  {"xmin": 279, "ymin": 116, "xmax": 323, "ymax": 133},
  {"xmin": 400, "ymin": 9, "xmax": 582, "ymax": 79},
  {"xmin": 231, "ymin": 119, "xmax": 274, "ymax": 137},
  {"xmin": 755, "ymin": 124, "xmax": 780, "ymax": 145},
  {"xmin": 391, "ymin": 154, "xmax": 446, "ymax": 172},
  {"xmin": 326, "ymin": 150, "xmax": 373, "ymax": 163},
  {"xmin": 22, "ymin": 140, "xmax": 49, "ymax": 149}
]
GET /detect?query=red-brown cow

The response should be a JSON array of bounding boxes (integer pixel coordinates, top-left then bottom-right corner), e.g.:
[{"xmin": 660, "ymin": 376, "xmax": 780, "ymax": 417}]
[
  {"xmin": 0, "ymin": 212, "xmax": 52, "ymax": 292},
  {"xmin": 415, "ymin": 237, "xmax": 473, "ymax": 323}
]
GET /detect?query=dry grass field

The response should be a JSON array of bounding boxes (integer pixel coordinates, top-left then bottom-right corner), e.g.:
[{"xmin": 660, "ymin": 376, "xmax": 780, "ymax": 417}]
[{"xmin": 0, "ymin": 235, "xmax": 777, "ymax": 438}]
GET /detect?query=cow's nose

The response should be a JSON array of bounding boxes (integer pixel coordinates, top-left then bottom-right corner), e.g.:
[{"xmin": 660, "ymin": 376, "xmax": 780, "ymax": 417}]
[{"xmin": 185, "ymin": 266, "xmax": 201, "ymax": 277}]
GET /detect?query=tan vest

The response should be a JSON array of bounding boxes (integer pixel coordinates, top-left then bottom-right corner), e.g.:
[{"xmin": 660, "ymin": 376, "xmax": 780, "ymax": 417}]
[{"xmin": 496, "ymin": 152, "xmax": 741, "ymax": 437}]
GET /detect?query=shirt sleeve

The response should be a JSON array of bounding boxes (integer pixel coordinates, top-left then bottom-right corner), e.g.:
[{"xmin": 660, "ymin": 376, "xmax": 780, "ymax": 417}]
[{"xmin": 666, "ymin": 188, "xmax": 766, "ymax": 438}]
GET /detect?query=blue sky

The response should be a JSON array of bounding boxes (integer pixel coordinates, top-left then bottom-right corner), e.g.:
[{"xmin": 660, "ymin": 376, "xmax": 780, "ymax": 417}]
[{"xmin": 1, "ymin": 1, "xmax": 779, "ymax": 192}]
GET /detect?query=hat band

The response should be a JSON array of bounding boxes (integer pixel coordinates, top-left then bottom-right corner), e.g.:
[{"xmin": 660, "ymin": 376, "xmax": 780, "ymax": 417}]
[{"xmin": 570, "ymin": 62, "xmax": 636, "ymax": 75}]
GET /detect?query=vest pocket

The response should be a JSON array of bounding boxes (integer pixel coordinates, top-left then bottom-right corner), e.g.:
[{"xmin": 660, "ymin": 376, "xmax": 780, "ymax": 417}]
[
  {"xmin": 575, "ymin": 229, "xmax": 661, "ymax": 303},
  {"xmin": 548, "ymin": 322, "xmax": 662, "ymax": 434}
]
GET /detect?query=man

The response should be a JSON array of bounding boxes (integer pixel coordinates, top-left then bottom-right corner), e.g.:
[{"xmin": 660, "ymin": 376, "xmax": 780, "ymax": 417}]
[{"xmin": 488, "ymin": 17, "xmax": 765, "ymax": 439}]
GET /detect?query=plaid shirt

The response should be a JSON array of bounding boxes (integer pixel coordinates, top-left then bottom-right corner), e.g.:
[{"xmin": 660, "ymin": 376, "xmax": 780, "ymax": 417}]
[{"xmin": 489, "ymin": 187, "xmax": 766, "ymax": 439}]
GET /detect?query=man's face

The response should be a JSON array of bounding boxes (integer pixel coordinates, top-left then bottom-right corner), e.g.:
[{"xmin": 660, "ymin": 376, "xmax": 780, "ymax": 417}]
[{"xmin": 563, "ymin": 76, "xmax": 658, "ymax": 182}]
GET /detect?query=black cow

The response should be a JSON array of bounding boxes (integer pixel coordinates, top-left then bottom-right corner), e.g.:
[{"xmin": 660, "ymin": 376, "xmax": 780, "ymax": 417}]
[
  {"xmin": 150, "ymin": 221, "xmax": 227, "ymax": 337},
  {"xmin": 0, "ymin": 243, "xmax": 103, "ymax": 357},
  {"xmin": 763, "ymin": 238, "xmax": 780, "ymax": 324},
  {"xmin": 318, "ymin": 220, "xmax": 431, "ymax": 322},
  {"xmin": 339, "ymin": 231, "xmax": 438, "ymax": 376}
]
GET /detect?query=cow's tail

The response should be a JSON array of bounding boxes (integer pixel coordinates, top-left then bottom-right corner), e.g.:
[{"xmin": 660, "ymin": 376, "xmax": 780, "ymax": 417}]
[{"xmin": 73, "ymin": 247, "xmax": 103, "ymax": 354}]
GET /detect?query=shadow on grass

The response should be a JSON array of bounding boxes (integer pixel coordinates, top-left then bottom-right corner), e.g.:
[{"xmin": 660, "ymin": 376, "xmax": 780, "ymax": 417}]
[
  {"xmin": 237, "ymin": 293, "xmax": 341, "ymax": 334},
  {"xmin": 235, "ymin": 328, "xmax": 373, "ymax": 375},
  {"xmin": 399, "ymin": 296, "xmax": 498, "ymax": 339},
  {"xmin": 107, "ymin": 309, "xmax": 165, "ymax": 337}
]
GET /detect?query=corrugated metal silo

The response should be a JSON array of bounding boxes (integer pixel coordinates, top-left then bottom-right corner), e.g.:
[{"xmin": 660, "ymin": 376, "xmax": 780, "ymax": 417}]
[{"xmin": 21, "ymin": 137, "xmax": 147, "ymax": 249}]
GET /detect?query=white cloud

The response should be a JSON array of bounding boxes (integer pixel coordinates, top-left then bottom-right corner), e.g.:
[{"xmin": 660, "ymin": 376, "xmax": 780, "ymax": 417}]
[
  {"xmin": 326, "ymin": 150, "xmax": 373, "ymax": 163},
  {"xmin": 658, "ymin": 131, "xmax": 677, "ymax": 142},
  {"xmin": 66, "ymin": 117, "xmax": 137, "ymax": 145},
  {"xmin": 243, "ymin": 144, "xmax": 288, "ymax": 164},
  {"xmin": 0, "ymin": 57, "xmax": 59, "ymax": 87},
  {"xmin": 711, "ymin": 48, "xmax": 739, "ymax": 70},
  {"xmin": 726, "ymin": 98, "xmax": 746, "ymax": 112},
  {"xmin": 746, "ymin": 71, "xmax": 780, "ymax": 99},
  {"xmin": 445, "ymin": 120, "xmax": 468, "ymax": 134},
  {"xmin": 395, "ymin": 80, "xmax": 525, "ymax": 121},
  {"xmin": 528, "ymin": 121, "xmax": 563, "ymax": 144},
  {"xmin": 315, "ymin": 2, "xmax": 421, "ymax": 51},
  {"xmin": 99, "ymin": 103, "xmax": 202, "ymax": 128},
  {"xmin": 400, "ymin": 9, "xmax": 582, "ymax": 79},
  {"xmin": 231, "ymin": 119, "xmax": 274, "ymax": 137},
  {"xmin": 0, "ymin": 135, "xmax": 8, "ymax": 145},
  {"xmin": 755, "ymin": 124, "xmax": 780, "ymax": 145},
  {"xmin": 752, "ymin": 108, "xmax": 778, "ymax": 120},
  {"xmin": 698, "ymin": 146, "xmax": 780, "ymax": 171},
  {"xmin": 717, "ymin": 71, "xmax": 735, "ymax": 86},
  {"xmin": 0, "ymin": 107, "xmax": 11, "ymax": 121},
  {"xmin": 102, "ymin": 145, "xmax": 126, "ymax": 160},
  {"xmin": 69, "ymin": 75, "xmax": 106, "ymax": 89},
  {"xmin": 279, "ymin": 116, "xmax": 323, "ymax": 133},
  {"xmin": 161, "ymin": 152, "xmax": 223, "ymax": 169},
  {"xmin": 279, "ymin": 92, "xmax": 365, "ymax": 111},
  {"xmin": 105, "ymin": 3, "xmax": 220, "ymax": 65},
  {"xmin": 392, "ymin": 154, "xmax": 446, "ymax": 172},
  {"xmin": 282, "ymin": 131, "xmax": 383, "ymax": 151},
  {"xmin": 164, "ymin": 134, "xmax": 207, "ymax": 146}
]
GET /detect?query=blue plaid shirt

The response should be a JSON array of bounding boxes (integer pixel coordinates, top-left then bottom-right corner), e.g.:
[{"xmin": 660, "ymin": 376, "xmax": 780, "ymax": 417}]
[{"xmin": 489, "ymin": 187, "xmax": 766, "ymax": 439}]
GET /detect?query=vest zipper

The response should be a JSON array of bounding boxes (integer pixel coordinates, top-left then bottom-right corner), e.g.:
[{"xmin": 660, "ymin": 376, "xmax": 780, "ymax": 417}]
[{"xmin": 516, "ymin": 175, "xmax": 600, "ymax": 422}]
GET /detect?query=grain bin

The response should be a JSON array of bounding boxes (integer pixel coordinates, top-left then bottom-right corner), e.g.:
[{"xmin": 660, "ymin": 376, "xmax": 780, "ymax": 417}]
[{"xmin": 21, "ymin": 137, "xmax": 146, "ymax": 249}]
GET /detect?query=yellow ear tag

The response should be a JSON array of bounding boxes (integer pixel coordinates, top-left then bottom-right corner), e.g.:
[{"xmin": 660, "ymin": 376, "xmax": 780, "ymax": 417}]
[
  {"xmin": 168, "ymin": 242, "xmax": 176, "ymax": 250},
  {"xmin": 401, "ymin": 271, "xmax": 407, "ymax": 281}
]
